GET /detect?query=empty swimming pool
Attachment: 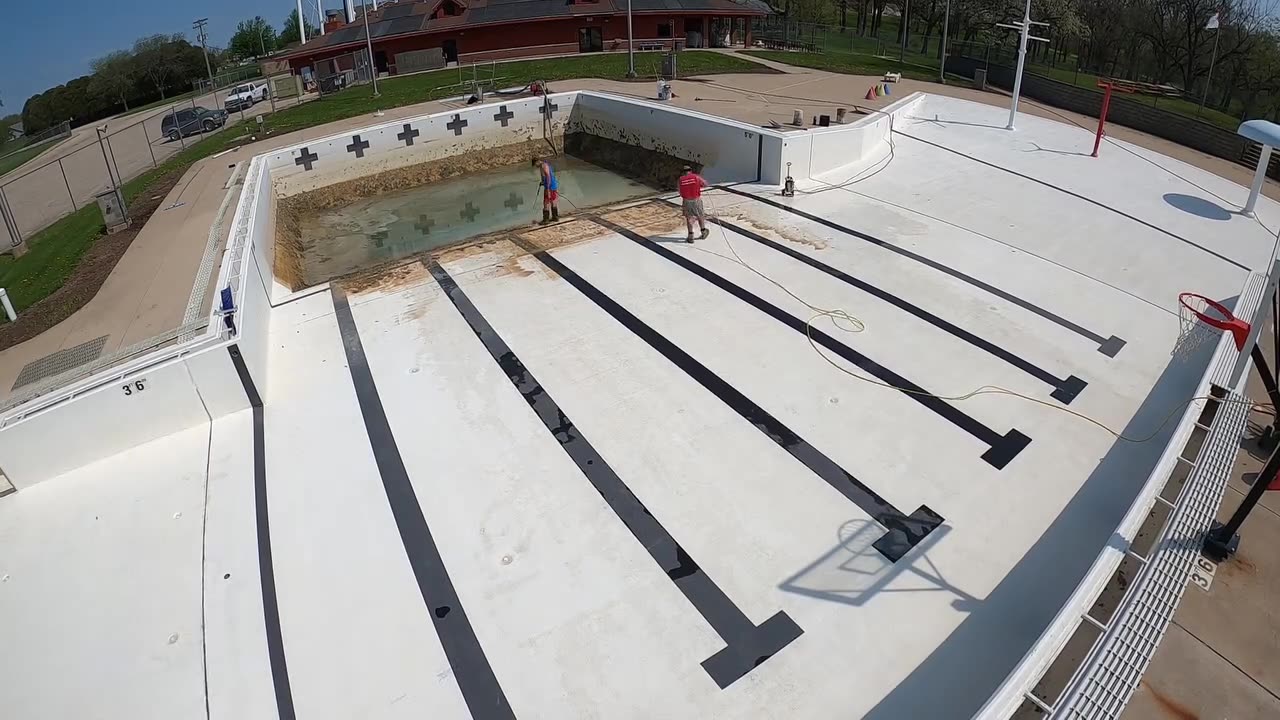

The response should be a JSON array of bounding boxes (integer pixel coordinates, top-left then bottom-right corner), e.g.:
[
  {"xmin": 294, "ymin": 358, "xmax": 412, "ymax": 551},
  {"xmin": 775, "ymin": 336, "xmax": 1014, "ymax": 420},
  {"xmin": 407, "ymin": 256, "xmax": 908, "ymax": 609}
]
[{"xmin": 291, "ymin": 156, "xmax": 652, "ymax": 286}]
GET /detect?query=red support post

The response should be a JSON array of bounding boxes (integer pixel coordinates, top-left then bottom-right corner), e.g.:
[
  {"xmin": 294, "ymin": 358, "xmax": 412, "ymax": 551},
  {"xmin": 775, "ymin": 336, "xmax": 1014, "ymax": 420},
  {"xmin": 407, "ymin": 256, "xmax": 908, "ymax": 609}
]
[{"xmin": 1092, "ymin": 82, "xmax": 1113, "ymax": 158}]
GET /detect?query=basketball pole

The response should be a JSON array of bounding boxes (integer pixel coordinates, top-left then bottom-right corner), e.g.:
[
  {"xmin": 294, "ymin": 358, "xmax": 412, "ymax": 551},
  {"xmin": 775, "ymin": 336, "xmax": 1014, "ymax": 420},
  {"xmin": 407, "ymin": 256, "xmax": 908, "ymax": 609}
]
[
  {"xmin": 1204, "ymin": 439, "xmax": 1280, "ymax": 560},
  {"xmin": 1205, "ymin": 256, "xmax": 1280, "ymax": 560}
]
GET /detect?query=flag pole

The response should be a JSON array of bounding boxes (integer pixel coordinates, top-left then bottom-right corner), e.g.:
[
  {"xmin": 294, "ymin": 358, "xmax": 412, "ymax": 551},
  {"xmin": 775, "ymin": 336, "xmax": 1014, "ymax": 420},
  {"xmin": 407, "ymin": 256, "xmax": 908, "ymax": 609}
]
[{"xmin": 1199, "ymin": 15, "xmax": 1221, "ymax": 116}]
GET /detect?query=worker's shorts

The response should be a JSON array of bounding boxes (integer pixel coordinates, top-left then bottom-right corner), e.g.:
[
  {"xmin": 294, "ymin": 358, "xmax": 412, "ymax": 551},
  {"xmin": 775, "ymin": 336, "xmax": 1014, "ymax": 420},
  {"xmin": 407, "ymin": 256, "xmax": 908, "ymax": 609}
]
[
  {"xmin": 681, "ymin": 198, "xmax": 705, "ymax": 220},
  {"xmin": 543, "ymin": 189, "xmax": 558, "ymax": 206}
]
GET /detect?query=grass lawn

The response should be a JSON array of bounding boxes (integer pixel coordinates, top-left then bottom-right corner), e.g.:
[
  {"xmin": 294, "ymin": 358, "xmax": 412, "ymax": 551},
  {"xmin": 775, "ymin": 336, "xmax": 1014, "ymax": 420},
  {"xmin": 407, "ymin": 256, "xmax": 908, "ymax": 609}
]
[
  {"xmin": 0, "ymin": 51, "xmax": 769, "ymax": 317},
  {"xmin": 743, "ymin": 49, "xmax": 950, "ymax": 84},
  {"xmin": 264, "ymin": 51, "xmax": 769, "ymax": 135},
  {"xmin": 0, "ymin": 138, "xmax": 68, "ymax": 178},
  {"xmin": 0, "ymin": 205, "xmax": 104, "ymax": 312},
  {"xmin": 115, "ymin": 89, "xmax": 203, "ymax": 121}
]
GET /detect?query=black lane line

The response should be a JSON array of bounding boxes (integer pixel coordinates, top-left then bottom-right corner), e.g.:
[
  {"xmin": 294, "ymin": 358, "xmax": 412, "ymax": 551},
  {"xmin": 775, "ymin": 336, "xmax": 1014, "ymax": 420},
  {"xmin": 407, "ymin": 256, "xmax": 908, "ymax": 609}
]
[
  {"xmin": 716, "ymin": 186, "xmax": 1128, "ymax": 358},
  {"xmin": 505, "ymin": 236, "xmax": 944, "ymax": 562},
  {"xmin": 330, "ymin": 288, "xmax": 515, "ymax": 720},
  {"xmin": 664, "ymin": 200, "xmax": 1088, "ymax": 405},
  {"xmin": 426, "ymin": 260, "xmax": 803, "ymax": 689},
  {"xmin": 227, "ymin": 345, "xmax": 296, "ymax": 720},
  {"xmin": 589, "ymin": 217, "xmax": 1031, "ymax": 470},
  {"xmin": 894, "ymin": 130, "xmax": 1251, "ymax": 273}
]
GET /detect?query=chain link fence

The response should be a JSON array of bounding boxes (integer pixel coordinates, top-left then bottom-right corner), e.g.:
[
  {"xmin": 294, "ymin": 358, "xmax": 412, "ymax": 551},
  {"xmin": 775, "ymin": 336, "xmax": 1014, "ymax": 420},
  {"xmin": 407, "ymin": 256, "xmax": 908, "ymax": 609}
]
[
  {"xmin": 0, "ymin": 121, "xmax": 72, "ymax": 162},
  {"xmin": 308, "ymin": 50, "xmax": 375, "ymax": 97},
  {"xmin": 0, "ymin": 80, "xmax": 307, "ymax": 252}
]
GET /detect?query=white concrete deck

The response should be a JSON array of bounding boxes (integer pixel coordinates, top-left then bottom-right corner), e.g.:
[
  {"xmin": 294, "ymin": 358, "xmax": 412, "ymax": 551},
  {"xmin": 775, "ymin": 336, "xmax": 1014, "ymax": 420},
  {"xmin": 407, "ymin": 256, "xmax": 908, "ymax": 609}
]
[{"xmin": 2, "ymin": 95, "xmax": 1278, "ymax": 719}]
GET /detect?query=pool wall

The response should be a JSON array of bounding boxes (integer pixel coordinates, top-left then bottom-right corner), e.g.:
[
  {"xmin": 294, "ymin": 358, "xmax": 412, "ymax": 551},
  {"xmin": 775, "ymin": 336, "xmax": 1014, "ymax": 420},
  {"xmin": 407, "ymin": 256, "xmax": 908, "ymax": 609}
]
[
  {"xmin": 0, "ymin": 160, "xmax": 273, "ymax": 488},
  {"xmin": 266, "ymin": 93, "xmax": 581, "ymax": 197}
]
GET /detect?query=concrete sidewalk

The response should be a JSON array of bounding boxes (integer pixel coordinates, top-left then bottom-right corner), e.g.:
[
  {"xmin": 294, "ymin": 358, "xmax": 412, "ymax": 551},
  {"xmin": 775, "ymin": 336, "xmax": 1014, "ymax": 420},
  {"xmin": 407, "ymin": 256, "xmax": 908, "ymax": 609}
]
[{"xmin": 1123, "ymin": 323, "xmax": 1280, "ymax": 719}]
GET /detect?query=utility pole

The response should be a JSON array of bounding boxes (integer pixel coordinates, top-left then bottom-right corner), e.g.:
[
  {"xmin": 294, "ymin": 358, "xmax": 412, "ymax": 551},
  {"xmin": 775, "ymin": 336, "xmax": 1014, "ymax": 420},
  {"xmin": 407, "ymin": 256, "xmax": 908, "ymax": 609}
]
[
  {"xmin": 362, "ymin": 1, "xmax": 380, "ymax": 97},
  {"xmin": 193, "ymin": 18, "xmax": 220, "ymax": 110},
  {"xmin": 899, "ymin": 0, "xmax": 910, "ymax": 63},
  {"xmin": 939, "ymin": 0, "xmax": 951, "ymax": 83},
  {"xmin": 626, "ymin": 0, "xmax": 636, "ymax": 78}
]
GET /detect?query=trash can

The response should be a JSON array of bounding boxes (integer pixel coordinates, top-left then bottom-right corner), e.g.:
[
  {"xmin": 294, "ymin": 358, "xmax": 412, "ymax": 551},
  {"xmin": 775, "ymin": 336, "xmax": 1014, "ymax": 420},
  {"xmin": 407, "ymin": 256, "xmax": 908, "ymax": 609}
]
[
  {"xmin": 974, "ymin": 68, "xmax": 988, "ymax": 91},
  {"xmin": 661, "ymin": 52, "xmax": 678, "ymax": 80}
]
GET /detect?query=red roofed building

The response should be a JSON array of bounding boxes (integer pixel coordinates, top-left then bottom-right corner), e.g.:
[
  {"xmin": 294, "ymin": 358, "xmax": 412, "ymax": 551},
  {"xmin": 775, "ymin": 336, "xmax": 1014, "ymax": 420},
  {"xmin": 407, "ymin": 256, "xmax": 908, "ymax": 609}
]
[{"xmin": 282, "ymin": 0, "xmax": 770, "ymax": 79}]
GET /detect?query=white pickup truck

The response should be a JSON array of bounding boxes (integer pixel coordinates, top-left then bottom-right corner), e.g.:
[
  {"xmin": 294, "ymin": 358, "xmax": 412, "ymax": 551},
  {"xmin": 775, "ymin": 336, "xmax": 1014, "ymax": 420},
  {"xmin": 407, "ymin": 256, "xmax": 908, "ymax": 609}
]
[{"xmin": 224, "ymin": 81, "xmax": 270, "ymax": 112}]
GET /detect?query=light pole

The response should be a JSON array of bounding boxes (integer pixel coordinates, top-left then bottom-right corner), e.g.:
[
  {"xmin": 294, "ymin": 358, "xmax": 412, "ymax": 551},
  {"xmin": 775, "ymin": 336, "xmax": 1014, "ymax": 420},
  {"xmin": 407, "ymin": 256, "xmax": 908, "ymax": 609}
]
[
  {"xmin": 1199, "ymin": 13, "xmax": 1221, "ymax": 116},
  {"xmin": 297, "ymin": 0, "xmax": 308, "ymax": 44},
  {"xmin": 362, "ymin": 1, "xmax": 380, "ymax": 97},
  {"xmin": 899, "ymin": 0, "xmax": 910, "ymax": 63},
  {"xmin": 193, "ymin": 18, "xmax": 220, "ymax": 110},
  {"xmin": 626, "ymin": 0, "xmax": 636, "ymax": 78},
  {"xmin": 938, "ymin": 0, "xmax": 951, "ymax": 83}
]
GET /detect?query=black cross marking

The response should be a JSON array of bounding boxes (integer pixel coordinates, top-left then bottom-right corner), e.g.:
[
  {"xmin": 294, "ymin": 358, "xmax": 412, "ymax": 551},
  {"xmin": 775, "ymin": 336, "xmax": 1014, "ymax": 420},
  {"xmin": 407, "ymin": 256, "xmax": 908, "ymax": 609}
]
[
  {"xmin": 346, "ymin": 134, "xmax": 370, "ymax": 158},
  {"xmin": 503, "ymin": 192, "xmax": 524, "ymax": 210},
  {"xmin": 446, "ymin": 114, "xmax": 469, "ymax": 136},
  {"xmin": 371, "ymin": 230, "xmax": 388, "ymax": 249},
  {"xmin": 459, "ymin": 202, "xmax": 480, "ymax": 222},
  {"xmin": 397, "ymin": 123, "xmax": 420, "ymax": 146},
  {"xmin": 295, "ymin": 147, "xmax": 318, "ymax": 171},
  {"xmin": 493, "ymin": 105, "xmax": 515, "ymax": 127},
  {"xmin": 538, "ymin": 100, "xmax": 559, "ymax": 118},
  {"xmin": 414, "ymin": 215, "xmax": 435, "ymax": 235}
]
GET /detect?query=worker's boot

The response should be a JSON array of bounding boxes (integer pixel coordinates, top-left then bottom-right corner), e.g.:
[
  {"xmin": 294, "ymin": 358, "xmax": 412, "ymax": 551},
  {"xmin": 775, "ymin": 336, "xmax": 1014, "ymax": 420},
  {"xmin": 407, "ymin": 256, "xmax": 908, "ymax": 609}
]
[
  {"xmin": 700, "ymin": 226, "xmax": 710, "ymax": 240},
  {"xmin": 686, "ymin": 230, "xmax": 695, "ymax": 243},
  {"xmin": 541, "ymin": 209, "xmax": 551, "ymax": 225},
  {"xmin": 551, "ymin": 206, "xmax": 560, "ymax": 221}
]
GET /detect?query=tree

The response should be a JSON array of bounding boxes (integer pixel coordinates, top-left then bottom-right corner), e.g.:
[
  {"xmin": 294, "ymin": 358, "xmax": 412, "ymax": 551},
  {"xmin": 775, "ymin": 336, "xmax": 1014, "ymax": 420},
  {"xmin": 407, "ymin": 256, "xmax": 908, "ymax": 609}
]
[
  {"xmin": 90, "ymin": 50, "xmax": 136, "ymax": 112},
  {"xmin": 1228, "ymin": 24, "xmax": 1280, "ymax": 118},
  {"xmin": 279, "ymin": 9, "xmax": 319, "ymax": 46},
  {"xmin": 1135, "ymin": 0, "xmax": 1267, "ymax": 91},
  {"xmin": 229, "ymin": 16, "xmax": 277, "ymax": 60},
  {"xmin": 133, "ymin": 34, "xmax": 187, "ymax": 100}
]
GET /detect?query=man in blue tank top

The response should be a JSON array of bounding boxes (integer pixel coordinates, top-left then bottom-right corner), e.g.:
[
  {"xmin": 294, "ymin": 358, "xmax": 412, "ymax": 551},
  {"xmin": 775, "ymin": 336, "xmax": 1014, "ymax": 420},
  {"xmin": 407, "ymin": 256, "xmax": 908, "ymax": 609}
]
[{"xmin": 532, "ymin": 156, "xmax": 560, "ymax": 225}]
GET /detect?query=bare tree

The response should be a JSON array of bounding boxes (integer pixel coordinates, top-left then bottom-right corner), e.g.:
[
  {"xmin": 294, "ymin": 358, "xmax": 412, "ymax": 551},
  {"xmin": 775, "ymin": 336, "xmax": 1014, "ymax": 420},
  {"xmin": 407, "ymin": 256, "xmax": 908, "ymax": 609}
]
[
  {"xmin": 1136, "ymin": 0, "xmax": 1267, "ymax": 90},
  {"xmin": 133, "ymin": 34, "xmax": 185, "ymax": 100},
  {"xmin": 90, "ymin": 50, "xmax": 136, "ymax": 112}
]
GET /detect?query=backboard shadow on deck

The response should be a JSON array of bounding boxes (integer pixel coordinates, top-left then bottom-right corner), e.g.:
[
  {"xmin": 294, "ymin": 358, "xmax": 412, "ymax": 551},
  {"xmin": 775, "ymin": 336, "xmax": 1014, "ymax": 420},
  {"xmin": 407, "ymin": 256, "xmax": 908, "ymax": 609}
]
[
  {"xmin": 779, "ymin": 521, "xmax": 973, "ymax": 610},
  {"xmin": 861, "ymin": 340, "xmax": 1217, "ymax": 719}
]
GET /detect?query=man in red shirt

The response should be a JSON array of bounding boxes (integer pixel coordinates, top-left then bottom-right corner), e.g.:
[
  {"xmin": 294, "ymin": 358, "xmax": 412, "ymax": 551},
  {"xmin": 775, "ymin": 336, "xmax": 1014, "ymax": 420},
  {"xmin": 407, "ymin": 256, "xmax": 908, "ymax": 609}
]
[{"xmin": 678, "ymin": 165, "xmax": 710, "ymax": 243}]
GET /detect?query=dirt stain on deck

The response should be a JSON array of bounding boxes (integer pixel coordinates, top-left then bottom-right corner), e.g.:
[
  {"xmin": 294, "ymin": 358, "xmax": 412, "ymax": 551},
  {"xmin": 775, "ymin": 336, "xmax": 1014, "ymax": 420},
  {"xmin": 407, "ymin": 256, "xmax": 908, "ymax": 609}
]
[
  {"xmin": 518, "ymin": 217, "xmax": 612, "ymax": 251},
  {"xmin": 722, "ymin": 212, "xmax": 828, "ymax": 250},
  {"xmin": 343, "ymin": 260, "xmax": 431, "ymax": 296},
  {"xmin": 1142, "ymin": 681, "xmax": 1199, "ymax": 720}
]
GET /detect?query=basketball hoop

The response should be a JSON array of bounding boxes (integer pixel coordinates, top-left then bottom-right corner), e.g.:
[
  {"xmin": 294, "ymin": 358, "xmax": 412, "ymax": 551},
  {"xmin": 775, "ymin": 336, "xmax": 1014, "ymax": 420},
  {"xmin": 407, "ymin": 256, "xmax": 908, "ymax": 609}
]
[{"xmin": 1174, "ymin": 292, "xmax": 1251, "ymax": 358}]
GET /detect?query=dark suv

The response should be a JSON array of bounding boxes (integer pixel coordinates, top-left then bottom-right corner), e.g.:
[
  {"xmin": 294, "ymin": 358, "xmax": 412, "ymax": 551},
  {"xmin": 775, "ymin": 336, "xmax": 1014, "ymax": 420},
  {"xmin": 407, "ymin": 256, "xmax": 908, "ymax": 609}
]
[{"xmin": 161, "ymin": 106, "xmax": 227, "ymax": 141}]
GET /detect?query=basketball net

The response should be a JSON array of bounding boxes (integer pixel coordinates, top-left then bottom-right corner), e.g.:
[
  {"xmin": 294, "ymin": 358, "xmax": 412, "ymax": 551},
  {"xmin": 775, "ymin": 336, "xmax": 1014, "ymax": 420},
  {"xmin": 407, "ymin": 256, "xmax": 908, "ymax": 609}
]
[{"xmin": 1173, "ymin": 293, "xmax": 1251, "ymax": 359}]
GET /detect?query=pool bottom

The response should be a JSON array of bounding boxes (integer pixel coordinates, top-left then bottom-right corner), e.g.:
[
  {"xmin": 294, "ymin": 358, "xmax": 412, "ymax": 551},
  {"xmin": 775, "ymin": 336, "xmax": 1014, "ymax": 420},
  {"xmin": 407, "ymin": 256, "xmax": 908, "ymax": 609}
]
[{"xmin": 288, "ymin": 155, "xmax": 653, "ymax": 288}]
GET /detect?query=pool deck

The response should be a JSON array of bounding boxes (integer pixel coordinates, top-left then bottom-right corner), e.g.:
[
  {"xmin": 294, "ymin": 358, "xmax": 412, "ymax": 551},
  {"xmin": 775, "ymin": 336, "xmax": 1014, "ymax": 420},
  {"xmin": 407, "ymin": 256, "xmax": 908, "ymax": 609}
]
[{"xmin": 3, "ymin": 79, "xmax": 1280, "ymax": 718}]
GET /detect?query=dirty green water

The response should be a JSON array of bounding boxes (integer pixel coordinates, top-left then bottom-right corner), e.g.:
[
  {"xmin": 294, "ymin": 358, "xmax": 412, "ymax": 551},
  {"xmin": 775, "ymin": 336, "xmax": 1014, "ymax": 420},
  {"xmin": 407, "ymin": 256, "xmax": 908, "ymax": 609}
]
[{"xmin": 296, "ymin": 156, "xmax": 652, "ymax": 284}]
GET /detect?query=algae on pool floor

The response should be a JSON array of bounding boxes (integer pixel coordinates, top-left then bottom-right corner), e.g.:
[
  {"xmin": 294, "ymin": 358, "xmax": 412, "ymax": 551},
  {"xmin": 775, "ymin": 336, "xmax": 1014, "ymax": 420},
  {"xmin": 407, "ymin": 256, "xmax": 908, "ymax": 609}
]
[{"xmin": 294, "ymin": 156, "xmax": 652, "ymax": 286}]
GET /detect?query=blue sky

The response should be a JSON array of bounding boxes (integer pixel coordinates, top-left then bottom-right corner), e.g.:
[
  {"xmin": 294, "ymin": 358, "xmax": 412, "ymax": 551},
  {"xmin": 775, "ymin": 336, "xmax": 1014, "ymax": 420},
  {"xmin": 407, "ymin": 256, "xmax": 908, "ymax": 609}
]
[{"xmin": 0, "ymin": 0, "xmax": 330, "ymax": 113}]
